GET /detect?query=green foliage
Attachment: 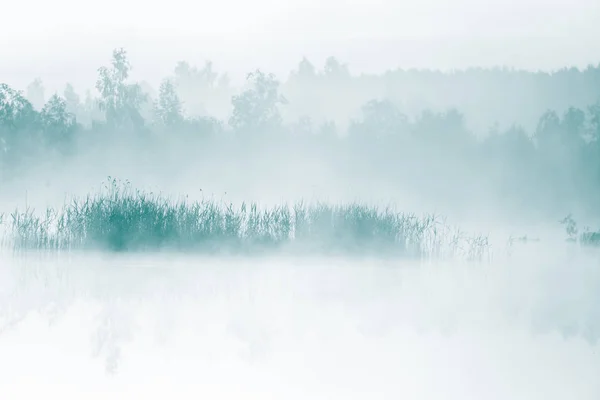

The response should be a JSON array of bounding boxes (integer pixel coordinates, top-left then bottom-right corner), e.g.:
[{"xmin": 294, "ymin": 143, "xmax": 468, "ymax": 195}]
[
  {"xmin": 413, "ymin": 108, "xmax": 472, "ymax": 146},
  {"xmin": 229, "ymin": 70, "xmax": 287, "ymax": 133},
  {"xmin": 3, "ymin": 179, "xmax": 489, "ymax": 260},
  {"xmin": 587, "ymin": 103, "xmax": 600, "ymax": 140},
  {"xmin": 172, "ymin": 60, "xmax": 227, "ymax": 118},
  {"xmin": 560, "ymin": 214, "xmax": 600, "ymax": 246},
  {"xmin": 154, "ymin": 79, "xmax": 184, "ymax": 127},
  {"xmin": 2, "ymin": 48, "xmax": 600, "ymax": 221},
  {"xmin": 0, "ymin": 83, "xmax": 38, "ymax": 132},
  {"xmin": 0, "ymin": 84, "xmax": 41, "ymax": 168},
  {"xmin": 63, "ymin": 83, "xmax": 84, "ymax": 122},
  {"xmin": 40, "ymin": 94, "xmax": 78, "ymax": 151},
  {"xmin": 0, "ymin": 84, "xmax": 81, "ymax": 170},
  {"xmin": 349, "ymin": 99, "xmax": 409, "ymax": 139},
  {"xmin": 26, "ymin": 78, "xmax": 46, "ymax": 110},
  {"xmin": 95, "ymin": 48, "xmax": 148, "ymax": 129},
  {"xmin": 293, "ymin": 57, "xmax": 317, "ymax": 80},
  {"xmin": 322, "ymin": 56, "xmax": 350, "ymax": 79}
]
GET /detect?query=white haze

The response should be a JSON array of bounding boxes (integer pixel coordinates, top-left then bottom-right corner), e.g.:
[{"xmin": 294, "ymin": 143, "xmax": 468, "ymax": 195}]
[
  {"xmin": 1, "ymin": 247, "xmax": 600, "ymax": 399},
  {"xmin": 2, "ymin": 0, "xmax": 600, "ymax": 397},
  {"xmin": 2, "ymin": 0, "xmax": 600, "ymax": 92}
]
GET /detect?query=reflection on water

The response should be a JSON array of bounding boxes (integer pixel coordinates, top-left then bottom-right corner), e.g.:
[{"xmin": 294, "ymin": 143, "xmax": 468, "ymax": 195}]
[{"xmin": 1, "ymin": 252, "xmax": 599, "ymax": 399}]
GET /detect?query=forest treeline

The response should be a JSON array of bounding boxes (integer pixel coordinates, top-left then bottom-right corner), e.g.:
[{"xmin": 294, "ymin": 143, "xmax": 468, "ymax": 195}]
[{"xmin": 1, "ymin": 48, "xmax": 600, "ymax": 220}]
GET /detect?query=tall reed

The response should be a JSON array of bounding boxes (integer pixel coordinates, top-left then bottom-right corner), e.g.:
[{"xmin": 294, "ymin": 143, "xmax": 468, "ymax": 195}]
[{"xmin": 1, "ymin": 179, "xmax": 490, "ymax": 260}]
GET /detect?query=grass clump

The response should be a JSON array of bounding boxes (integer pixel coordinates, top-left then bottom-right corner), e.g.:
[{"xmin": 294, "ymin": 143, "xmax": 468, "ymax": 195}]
[
  {"xmin": 1, "ymin": 178, "xmax": 490, "ymax": 260},
  {"xmin": 560, "ymin": 214, "xmax": 600, "ymax": 246}
]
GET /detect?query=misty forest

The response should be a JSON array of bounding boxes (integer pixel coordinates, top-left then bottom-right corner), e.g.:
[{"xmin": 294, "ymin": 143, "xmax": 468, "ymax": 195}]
[
  {"xmin": 2, "ymin": 46, "xmax": 600, "ymax": 398},
  {"xmin": 2, "ymin": 48, "xmax": 600, "ymax": 250}
]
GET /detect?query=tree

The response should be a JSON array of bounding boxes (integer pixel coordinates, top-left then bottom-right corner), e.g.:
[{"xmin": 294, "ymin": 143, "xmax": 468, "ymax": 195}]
[
  {"xmin": 63, "ymin": 83, "xmax": 81, "ymax": 115},
  {"xmin": 174, "ymin": 61, "xmax": 197, "ymax": 87},
  {"xmin": 587, "ymin": 103, "xmax": 600, "ymax": 141},
  {"xmin": 217, "ymin": 73, "xmax": 231, "ymax": 89},
  {"xmin": 0, "ymin": 83, "xmax": 40, "ymax": 167},
  {"xmin": 562, "ymin": 107, "xmax": 586, "ymax": 137},
  {"xmin": 413, "ymin": 108, "xmax": 471, "ymax": 146},
  {"xmin": 483, "ymin": 124, "xmax": 534, "ymax": 162},
  {"xmin": 229, "ymin": 70, "xmax": 287, "ymax": 133},
  {"xmin": 198, "ymin": 61, "xmax": 218, "ymax": 88},
  {"xmin": 26, "ymin": 78, "xmax": 45, "ymax": 110},
  {"xmin": 291, "ymin": 57, "xmax": 316, "ymax": 81},
  {"xmin": 349, "ymin": 99, "xmax": 408, "ymax": 138},
  {"xmin": 0, "ymin": 84, "xmax": 38, "ymax": 131},
  {"xmin": 318, "ymin": 120, "xmax": 337, "ymax": 137},
  {"xmin": 154, "ymin": 79, "xmax": 184, "ymax": 127},
  {"xmin": 40, "ymin": 94, "xmax": 77, "ymax": 151},
  {"xmin": 535, "ymin": 110, "xmax": 562, "ymax": 147},
  {"xmin": 322, "ymin": 57, "xmax": 350, "ymax": 79},
  {"xmin": 535, "ymin": 109, "xmax": 584, "ymax": 157},
  {"xmin": 173, "ymin": 60, "xmax": 212, "ymax": 117},
  {"xmin": 290, "ymin": 115, "xmax": 314, "ymax": 136},
  {"xmin": 95, "ymin": 48, "xmax": 148, "ymax": 129},
  {"xmin": 174, "ymin": 60, "xmax": 218, "ymax": 89}
]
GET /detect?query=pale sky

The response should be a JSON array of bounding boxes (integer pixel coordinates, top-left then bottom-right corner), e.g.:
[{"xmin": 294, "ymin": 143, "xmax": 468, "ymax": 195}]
[{"xmin": 1, "ymin": 0, "xmax": 599, "ymax": 92}]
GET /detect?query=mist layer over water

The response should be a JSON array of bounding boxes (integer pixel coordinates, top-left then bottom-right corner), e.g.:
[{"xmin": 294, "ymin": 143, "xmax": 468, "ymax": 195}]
[{"xmin": 1, "ymin": 246, "xmax": 599, "ymax": 399}]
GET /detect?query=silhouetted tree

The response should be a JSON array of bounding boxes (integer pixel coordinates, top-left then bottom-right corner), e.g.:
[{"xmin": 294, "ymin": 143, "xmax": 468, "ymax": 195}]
[
  {"xmin": 588, "ymin": 103, "xmax": 600, "ymax": 141},
  {"xmin": 40, "ymin": 94, "xmax": 77, "ymax": 152},
  {"xmin": 63, "ymin": 83, "xmax": 81, "ymax": 115},
  {"xmin": 349, "ymin": 99, "xmax": 408, "ymax": 139},
  {"xmin": 293, "ymin": 57, "xmax": 317, "ymax": 81},
  {"xmin": 95, "ymin": 48, "xmax": 148, "ymax": 130},
  {"xmin": 154, "ymin": 79, "xmax": 184, "ymax": 127},
  {"xmin": 0, "ymin": 84, "xmax": 37, "ymax": 130},
  {"xmin": 26, "ymin": 78, "xmax": 45, "ymax": 110},
  {"xmin": 413, "ymin": 108, "xmax": 471, "ymax": 147},
  {"xmin": 322, "ymin": 57, "xmax": 350, "ymax": 79},
  {"xmin": 0, "ymin": 83, "xmax": 42, "ymax": 169},
  {"xmin": 229, "ymin": 70, "xmax": 287, "ymax": 133},
  {"xmin": 290, "ymin": 115, "xmax": 314, "ymax": 136}
]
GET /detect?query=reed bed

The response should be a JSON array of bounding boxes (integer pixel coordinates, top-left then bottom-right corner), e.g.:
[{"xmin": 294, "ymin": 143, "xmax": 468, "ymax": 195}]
[{"xmin": 0, "ymin": 179, "xmax": 491, "ymax": 260}]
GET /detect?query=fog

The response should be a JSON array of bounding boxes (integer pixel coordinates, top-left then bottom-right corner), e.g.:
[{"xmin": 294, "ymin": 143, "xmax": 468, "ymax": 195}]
[
  {"xmin": 2, "ymin": 0, "xmax": 600, "ymax": 397},
  {"xmin": 3, "ymin": 0, "xmax": 600, "ymax": 92},
  {"xmin": 1, "ymin": 249, "xmax": 600, "ymax": 399}
]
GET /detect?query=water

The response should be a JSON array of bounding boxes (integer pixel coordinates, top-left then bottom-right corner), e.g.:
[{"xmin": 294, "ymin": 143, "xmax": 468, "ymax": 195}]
[{"xmin": 1, "ymin": 249, "xmax": 599, "ymax": 399}]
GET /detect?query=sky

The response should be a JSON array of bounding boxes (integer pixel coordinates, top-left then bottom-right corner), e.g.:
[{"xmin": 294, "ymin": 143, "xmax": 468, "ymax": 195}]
[{"xmin": 1, "ymin": 0, "xmax": 600, "ymax": 92}]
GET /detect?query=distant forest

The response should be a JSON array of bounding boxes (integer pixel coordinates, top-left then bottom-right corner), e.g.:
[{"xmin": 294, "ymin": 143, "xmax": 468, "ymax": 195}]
[{"xmin": 2, "ymin": 48, "xmax": 600, "ymax": 221}]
